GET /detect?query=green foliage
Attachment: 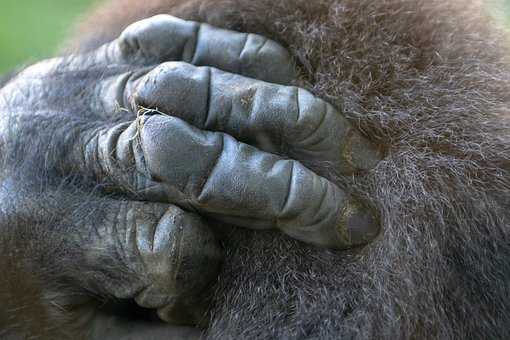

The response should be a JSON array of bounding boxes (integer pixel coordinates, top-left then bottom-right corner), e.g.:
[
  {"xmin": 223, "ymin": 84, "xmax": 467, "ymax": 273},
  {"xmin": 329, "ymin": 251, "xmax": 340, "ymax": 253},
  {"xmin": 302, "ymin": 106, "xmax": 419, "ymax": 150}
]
[{"xmin": 0, "ymin": 0, "xmax": 94, "ymax": 73}]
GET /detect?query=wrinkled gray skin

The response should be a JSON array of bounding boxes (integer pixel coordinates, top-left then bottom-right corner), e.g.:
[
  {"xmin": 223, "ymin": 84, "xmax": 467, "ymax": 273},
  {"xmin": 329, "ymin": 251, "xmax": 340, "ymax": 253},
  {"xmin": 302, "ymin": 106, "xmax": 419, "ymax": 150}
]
[{"xmin": 0, "ymin": 15, "xmax": 380, "ymax": 338}]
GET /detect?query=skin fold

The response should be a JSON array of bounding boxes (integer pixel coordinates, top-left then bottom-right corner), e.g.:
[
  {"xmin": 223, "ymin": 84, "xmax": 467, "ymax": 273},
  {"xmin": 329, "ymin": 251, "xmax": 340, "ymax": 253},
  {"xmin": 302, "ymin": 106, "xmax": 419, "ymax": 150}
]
[{"xmin": 3, "ymin": 0, "xmax": 510, "ymax": 339}]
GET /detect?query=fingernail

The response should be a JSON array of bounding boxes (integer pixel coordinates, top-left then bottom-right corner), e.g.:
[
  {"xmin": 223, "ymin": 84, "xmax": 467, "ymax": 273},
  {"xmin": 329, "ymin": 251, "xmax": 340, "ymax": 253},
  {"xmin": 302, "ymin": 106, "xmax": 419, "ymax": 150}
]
[
  {"xmin": 158, "ymin": 296, "xmax": 208, "ymax": 326},
  {"xmin": 337, "ymin": 199, "xmax": 380, "ymax": 247},
  {"xmin": 342, "ymin": 130, "xmax": 382, "ymax": 173}
]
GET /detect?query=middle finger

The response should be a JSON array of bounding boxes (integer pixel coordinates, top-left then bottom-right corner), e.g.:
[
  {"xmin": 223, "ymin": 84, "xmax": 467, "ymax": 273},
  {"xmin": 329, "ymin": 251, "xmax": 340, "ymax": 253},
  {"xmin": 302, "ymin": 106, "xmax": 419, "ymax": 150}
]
[{"xmin": 128, "ymin": 62, "xmax": 381, "ymax": 176}]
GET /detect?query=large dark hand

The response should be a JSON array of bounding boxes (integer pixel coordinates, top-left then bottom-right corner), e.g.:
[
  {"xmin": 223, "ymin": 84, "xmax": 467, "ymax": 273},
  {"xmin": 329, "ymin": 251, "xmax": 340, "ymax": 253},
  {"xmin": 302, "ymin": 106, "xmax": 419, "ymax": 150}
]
[{"xmin": 0, "ymin": 15, "xmax": 380, "ymax": 331}]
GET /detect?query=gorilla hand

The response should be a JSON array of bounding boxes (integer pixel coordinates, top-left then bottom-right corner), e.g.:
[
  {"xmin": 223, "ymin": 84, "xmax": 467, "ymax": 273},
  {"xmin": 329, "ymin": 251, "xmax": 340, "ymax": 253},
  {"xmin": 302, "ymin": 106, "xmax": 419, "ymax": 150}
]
[{"xmin": 0, "ymin": 15, "xmax": 380, "ymax": 328}]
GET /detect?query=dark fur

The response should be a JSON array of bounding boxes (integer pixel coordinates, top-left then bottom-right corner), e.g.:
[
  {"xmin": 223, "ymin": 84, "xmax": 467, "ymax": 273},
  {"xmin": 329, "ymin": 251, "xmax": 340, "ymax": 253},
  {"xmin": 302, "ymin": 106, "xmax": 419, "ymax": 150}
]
[{"xmin": 3, "ymin": 0, "xmax": 510, "ymax": 338}]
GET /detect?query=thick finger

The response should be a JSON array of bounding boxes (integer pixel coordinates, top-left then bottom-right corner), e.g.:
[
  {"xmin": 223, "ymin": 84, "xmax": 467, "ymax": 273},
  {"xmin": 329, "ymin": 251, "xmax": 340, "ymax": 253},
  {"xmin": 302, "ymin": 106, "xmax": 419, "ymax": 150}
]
[
  {"xmin": 80, "ymin": 199, "xmax": 222, "ymax": 325},
  {"xmin": 128, "ymin": 62, "xmax": 381, "ymax": 176},
  {"xmin": 68, "ymin": 115, "xmax": 379, "ymax": 250},
  {"xmin": 96, "ymin": 14, "xmax": 296, "ymax": 84}
]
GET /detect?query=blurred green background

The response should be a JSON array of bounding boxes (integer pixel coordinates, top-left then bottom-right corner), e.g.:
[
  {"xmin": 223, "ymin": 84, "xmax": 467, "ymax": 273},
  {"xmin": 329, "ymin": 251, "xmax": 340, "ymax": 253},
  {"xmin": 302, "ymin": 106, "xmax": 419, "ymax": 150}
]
[
  {"xmin": 1, "ymin": 0, "xmax": 510, "ymax": 74},
  {"xmin": 0, "ymin": 0, "xmax": 96, "ymax": 73}
]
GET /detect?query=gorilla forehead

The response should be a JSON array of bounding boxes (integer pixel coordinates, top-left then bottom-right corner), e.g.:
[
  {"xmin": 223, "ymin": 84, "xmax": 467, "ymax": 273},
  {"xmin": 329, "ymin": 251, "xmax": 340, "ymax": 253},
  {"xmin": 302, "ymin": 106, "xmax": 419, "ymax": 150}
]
[{"xmin": 73, "ymin": 0, "xmax": 510, "ymax": 339}]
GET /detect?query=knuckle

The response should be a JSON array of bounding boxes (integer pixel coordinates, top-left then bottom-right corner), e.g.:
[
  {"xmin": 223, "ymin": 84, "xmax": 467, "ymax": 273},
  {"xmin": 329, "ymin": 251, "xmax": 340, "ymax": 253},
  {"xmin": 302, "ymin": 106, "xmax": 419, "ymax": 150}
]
[
  {"xmin": 118, "ymin": 15, "xmax": 199, "ymax": 62},
  {"xmin": 134, "ymin": 205, "xmax": 222, "ymax": 298},
  {"xmin": 117, "ymin": 30, "xmax": 140, "ymax": 59},
  {"xmin": 129, "ymin": 64, "xmax": 173, "ymax": 109},
  {"xmin": 131, "ymin": 61, "xmax": 208, "ymax": 117},
  {"xmin": 139, "ymin": 114, "xmax": 225, "ymax": 197},
  {"xmin": 118, "ymin": 16, "xmax": 160, "ymax": 57},
  {"xmin": 117, "ymin": 18, "xmax": 154, "ymax": 59}
]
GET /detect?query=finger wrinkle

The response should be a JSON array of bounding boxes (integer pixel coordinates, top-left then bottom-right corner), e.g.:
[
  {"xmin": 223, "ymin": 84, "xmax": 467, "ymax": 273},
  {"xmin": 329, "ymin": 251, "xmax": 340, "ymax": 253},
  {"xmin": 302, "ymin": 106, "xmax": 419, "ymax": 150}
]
[
  {"xmin": 184, "ymin": 22, "xmax": 201, "ymax": 64},
  {"xmin": 278, "ymin": 161, "xmax": 296, "ymax": 220},
  {"xmin": 295, "ymin": 98, "xmax": 329, "ymax": 147},
  {"xmin": 238, "ymin": 33, "xmax": 250, "ymax": 74},
  {"xmin": 252, "ymin": 36, "xmax": 268, "ymax": 59},
  {"xmin": 190, "ymin": 24, "xmax": 204, "ymax": 65},
  {"xmin": 204, "ymin": 67, "xmax": 213, "ymax": 128},
  {"xmin": 195, "ymin": 133, "xmax": 225, "ymax": 203}
]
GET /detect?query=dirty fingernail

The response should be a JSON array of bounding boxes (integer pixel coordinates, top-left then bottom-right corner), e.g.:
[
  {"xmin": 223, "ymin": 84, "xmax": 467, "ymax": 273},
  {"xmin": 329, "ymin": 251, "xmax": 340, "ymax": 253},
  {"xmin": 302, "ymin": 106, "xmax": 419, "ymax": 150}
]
[
  {"xmin": 337, "ymin": 199, "xmax": 380, "ymax": 247},
  {"xmin": 342, "ymin": 130, "xmax": 382, "ymax": 173}
]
